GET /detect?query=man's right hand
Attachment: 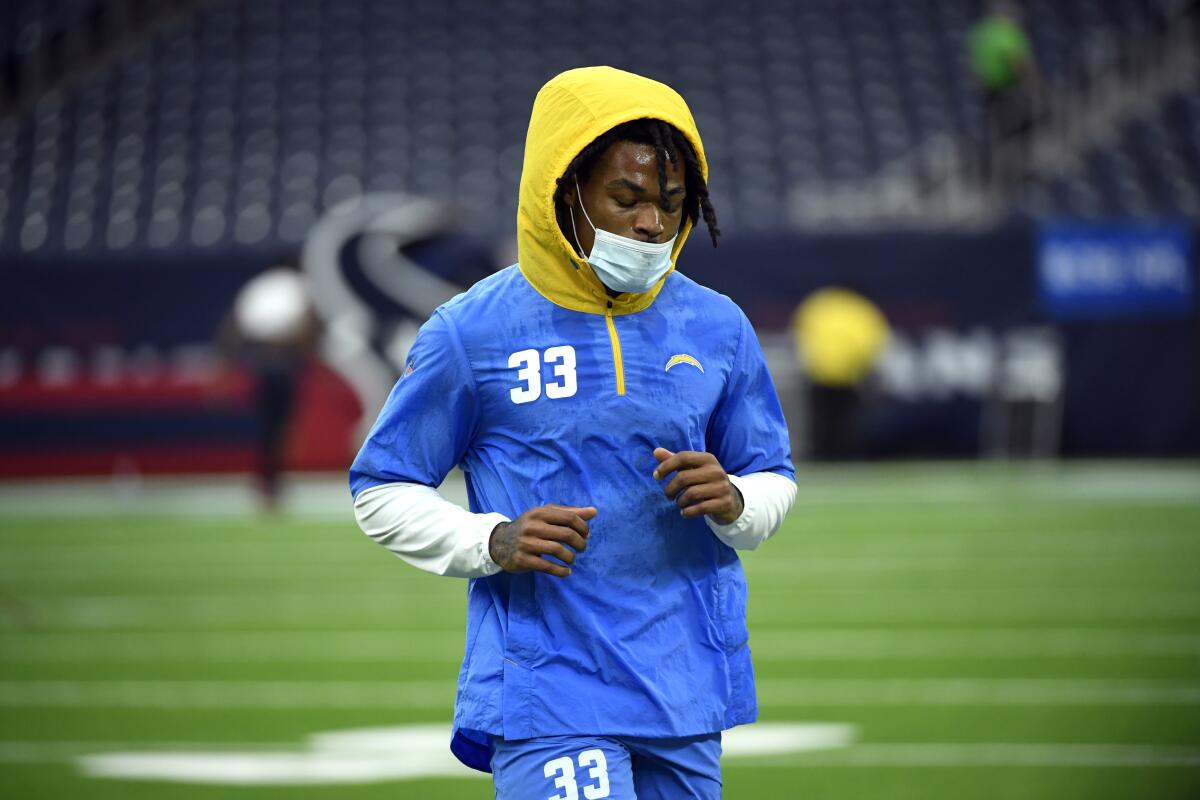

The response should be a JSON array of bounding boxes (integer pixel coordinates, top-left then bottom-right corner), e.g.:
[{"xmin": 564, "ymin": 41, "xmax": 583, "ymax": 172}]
[{"xmin": 488, "ymin": 505, "xmax": 597, "ymax": 578}]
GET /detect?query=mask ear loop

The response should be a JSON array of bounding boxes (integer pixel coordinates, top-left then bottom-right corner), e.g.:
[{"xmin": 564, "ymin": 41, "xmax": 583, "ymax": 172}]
[
  {"xmin": 568, "ymin": 200, "xmax": 586, "ymax": 259},
  {"xmin": 573, "ymin": 177, "xmax": 599, "ymax": 233},
  {"xmin": 569, "ymin": 177, "xmax": 593, "ymax": 259}
]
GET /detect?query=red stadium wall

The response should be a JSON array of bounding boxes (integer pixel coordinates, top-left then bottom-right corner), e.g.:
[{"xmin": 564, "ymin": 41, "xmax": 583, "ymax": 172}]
[{"xmin": 0, "ymin": 360, "xmax": 362, "ymax": 478}]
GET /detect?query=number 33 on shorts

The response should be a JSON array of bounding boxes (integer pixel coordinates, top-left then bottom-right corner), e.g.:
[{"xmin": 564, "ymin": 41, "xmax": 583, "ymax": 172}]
[
  {"xmin": 491, "ymin": 737, "xmax": 633, "ymax": 799},
  {"xmin": 544, "ymin": 748, "xmax": 609, "ymax": 799}
]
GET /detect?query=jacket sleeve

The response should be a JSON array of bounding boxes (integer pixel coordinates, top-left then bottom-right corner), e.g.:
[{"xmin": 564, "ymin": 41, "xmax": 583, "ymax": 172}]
[
  {"xmin": 349, "ymin": 311, "xmax": 506, "ymax": 577},
  {"xmin": 705, "ymin": 308, "xmax": 797, "ymax": 547},
  {"xmin": 349, "ymin": 310, "xmax": 477, "ymax": 497}
]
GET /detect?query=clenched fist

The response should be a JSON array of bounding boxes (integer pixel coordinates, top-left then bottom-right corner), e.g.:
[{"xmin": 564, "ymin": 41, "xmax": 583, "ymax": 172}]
[
  {"xmin": 653, "ymin": 448, "xmax": 743, "ymax": 525},
  {"xmin": 488, "ymin": 504, "xmax": 597, "ymax": 578}
]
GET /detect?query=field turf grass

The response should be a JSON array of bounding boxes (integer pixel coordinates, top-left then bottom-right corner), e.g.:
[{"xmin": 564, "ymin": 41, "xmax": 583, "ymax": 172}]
[{"xmin": 1, "ymin": 462, "xmax": 1198, "ymax": 799}]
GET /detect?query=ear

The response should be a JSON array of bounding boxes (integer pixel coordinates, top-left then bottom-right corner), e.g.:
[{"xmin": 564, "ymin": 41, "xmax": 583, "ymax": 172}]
[{"xmin": 561, "ymin": 183, "xmax": 577, "ymax": 207}]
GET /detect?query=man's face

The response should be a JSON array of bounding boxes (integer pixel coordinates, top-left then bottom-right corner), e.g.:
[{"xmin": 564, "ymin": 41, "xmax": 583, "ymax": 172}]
[{"xmin": 564, "ymin": 140, "xmax": 687, "ymax": 256}]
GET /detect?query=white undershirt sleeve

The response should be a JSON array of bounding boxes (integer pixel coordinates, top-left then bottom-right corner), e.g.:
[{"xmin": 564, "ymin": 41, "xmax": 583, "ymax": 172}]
[
  {"xmin": 353, "ymin": 482, "xmax": 509, "ymax": 578},
  {"xmin": 705, "ymin": 471, "xmax": 797, "ymax": 551}
]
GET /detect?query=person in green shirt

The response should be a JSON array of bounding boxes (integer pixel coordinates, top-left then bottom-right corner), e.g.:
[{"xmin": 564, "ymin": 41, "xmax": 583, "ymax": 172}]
[
  {"xmin": 970, "ymin": 3, "xmax": 1034, "ymax": 95},
  {"xmin": 969, "ymin": 1, "xmax": 1038, "ymax": 187}
]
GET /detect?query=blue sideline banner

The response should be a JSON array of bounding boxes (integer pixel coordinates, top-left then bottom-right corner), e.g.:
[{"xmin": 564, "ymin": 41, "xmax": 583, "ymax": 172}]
[{"xmin": 1037, "ymin": 223, "xmax": 1194, "ymax": 318}]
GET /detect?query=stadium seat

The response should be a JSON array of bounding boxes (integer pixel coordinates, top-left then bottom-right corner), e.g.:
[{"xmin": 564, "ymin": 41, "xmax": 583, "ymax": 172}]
[{"xmin": 0, "ymin": 0, "xmax": 1193, "ymax": 255}]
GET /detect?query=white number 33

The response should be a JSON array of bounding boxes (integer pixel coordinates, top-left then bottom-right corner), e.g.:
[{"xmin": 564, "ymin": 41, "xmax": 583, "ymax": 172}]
[
  {"xmin": 510, "ymin": 346, "xmax": 577, "ymax": 404},
  {"xmin": 543, "ymin": 748, "xmax": 610, "ymax": 799}
]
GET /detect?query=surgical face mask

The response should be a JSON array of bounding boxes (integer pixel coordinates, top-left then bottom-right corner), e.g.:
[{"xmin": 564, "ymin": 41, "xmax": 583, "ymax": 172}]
[{"xmin": 570, "ymin": 177, "xmax": 677, "ymax": 294}]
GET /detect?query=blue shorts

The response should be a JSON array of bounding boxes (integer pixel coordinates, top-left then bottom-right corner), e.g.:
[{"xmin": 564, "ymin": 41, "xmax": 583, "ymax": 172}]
[{"xmin": 490, "ymin": 733, "xmax": 722, "ymax": 799}]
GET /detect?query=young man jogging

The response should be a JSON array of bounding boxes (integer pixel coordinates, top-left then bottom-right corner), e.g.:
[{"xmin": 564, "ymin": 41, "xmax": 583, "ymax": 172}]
[{"xmin": 351, "ymin": 66, "xmax": 796, "ymax": 798}]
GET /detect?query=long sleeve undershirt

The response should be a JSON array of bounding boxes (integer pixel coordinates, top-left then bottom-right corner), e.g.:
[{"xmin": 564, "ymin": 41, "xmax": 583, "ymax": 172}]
[
  {"xmin": 703, "ymin": 471, "xmax": 797, "ymax": 551},
  {"xmin": 353, "ymin": 472, "xmax": 797, "ymax": 579}
]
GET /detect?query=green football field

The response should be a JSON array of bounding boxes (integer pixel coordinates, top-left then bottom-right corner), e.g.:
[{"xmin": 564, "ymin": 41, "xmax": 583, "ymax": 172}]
[{"xmin": 2, "ymin": 462, "xmax": 1198, "ymax": 799}]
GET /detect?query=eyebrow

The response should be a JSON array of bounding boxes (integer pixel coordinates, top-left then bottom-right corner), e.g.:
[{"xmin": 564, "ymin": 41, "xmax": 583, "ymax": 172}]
[{"xmin": 605, "ymin": 178, "xmax": 686, "ymax": 197}]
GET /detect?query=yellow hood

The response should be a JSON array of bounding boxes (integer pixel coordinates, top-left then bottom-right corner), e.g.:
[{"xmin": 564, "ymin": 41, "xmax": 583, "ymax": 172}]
[{"xmin": 516, "ymin": 66, "xmax": 708, "ymax": 316}]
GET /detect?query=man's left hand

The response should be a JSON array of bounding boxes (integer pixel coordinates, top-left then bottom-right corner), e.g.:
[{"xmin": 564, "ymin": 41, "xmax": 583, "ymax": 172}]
[{"xmin": 652, "ymin": 448, "xmax": 744, "ymax": 525}]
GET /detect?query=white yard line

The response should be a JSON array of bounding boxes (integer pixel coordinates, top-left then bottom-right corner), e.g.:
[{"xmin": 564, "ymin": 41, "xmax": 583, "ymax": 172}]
[
  {"xmin": 4, "ymin": 723, "xmax": 1200, "ymax": 786},
  {"xmin": 0, "ymin": 595, "xmax": 466, "ymax": 627},
  {"xmin": 0, "ymin": 680, "xmax": 456, "ymax": 709},
  {"xmin": 748, "ymin": 591, "xmax": 1200, "ymax": 624},
  {"xmin": 0, "ymin": 464, "xmax": 1196, "ymax": 520},
  {"xmin": 1, "ymin": 678, "xmax": 1197, "ymax": 710},
  {"xmin": 7, "ymin": 739, "xmax": 1199, "ymax": 771},
  {"xmin": 743, "ymin": 743, "xmax": 1200, "ymax": 768},
  {"xmin": 0, "ymin": 474, "xmax": 469, "ymax": 519},
  {"xmin": 4, "ymin": 551, "xmax": 1196, "ymax": 583},
  {"xmin": 789, "ymin": 464, "xmax": 1200, "ymax": 507},
  {"xmin": 756, "ymin": 678, "xmax": 1200, "ymax": 706},
  {"xmin": 0, "ymin": 608, "xmax": 1190, "ymax": 630},
  {"xmin": 1, "ymin": 630, "xmax": 468, "ymax": 661},
  {"xmin": 747, "ymin": 627, "xmax": 1200, "ymax": 659},
  {"xmin": 0, "ymin": 544, "xmax": 360, "ymax": 564},
  {"xmin": 744, "ymin": 554, "xmax": 1199, "ymax": 575},
  {"xmin": 790, "ymin": 487, "xmax": 1200, "ymax": 507},
  {"xmin": 0, "ymin": 740, "xmax": 296, "ymax": 763},
  {"xmin": 5, "ymin": 589, "xmax": 1197, "ymax": 629},
  {"xmin": 4, "ymin": 535, "xmax": 1194, "ymax": 576},
  {"xmin": 4, "ymin": 627, "xmax": 1199, "ymax": 663}
]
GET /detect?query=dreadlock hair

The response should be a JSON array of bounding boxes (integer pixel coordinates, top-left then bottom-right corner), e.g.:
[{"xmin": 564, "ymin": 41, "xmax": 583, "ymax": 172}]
[{"xmin": 554, "ymin": 118, "xmax": 720, "ymax": 247}]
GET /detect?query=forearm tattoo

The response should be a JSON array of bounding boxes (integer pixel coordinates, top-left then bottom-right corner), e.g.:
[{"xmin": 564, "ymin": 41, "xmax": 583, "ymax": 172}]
[{"xmin": 488, "ymin": 522, "xmax": 517, "ymax": 568}]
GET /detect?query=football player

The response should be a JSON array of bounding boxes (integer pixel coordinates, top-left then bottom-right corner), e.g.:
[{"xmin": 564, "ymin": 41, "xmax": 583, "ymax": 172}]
[{"xmin": 351, "ymin": 66, "xmax": 796, "ymax": 798}]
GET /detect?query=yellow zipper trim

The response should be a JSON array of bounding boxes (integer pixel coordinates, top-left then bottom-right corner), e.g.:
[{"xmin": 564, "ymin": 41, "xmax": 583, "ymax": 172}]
[{"xmin": 604, "ymin": 305, "xmax": 626, "ymax": 396}]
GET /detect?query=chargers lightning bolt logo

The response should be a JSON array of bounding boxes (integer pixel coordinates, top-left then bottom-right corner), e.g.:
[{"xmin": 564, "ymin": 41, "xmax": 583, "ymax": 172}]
[{"xmin": 664, "ymin": 354, "xmax": 704, "ymax": 374}]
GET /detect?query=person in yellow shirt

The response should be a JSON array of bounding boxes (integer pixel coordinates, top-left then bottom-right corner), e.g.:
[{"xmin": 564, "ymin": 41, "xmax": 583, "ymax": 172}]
[{"xmin": 791, "ymin": 287, "xmax": 889, "ymax": 460}]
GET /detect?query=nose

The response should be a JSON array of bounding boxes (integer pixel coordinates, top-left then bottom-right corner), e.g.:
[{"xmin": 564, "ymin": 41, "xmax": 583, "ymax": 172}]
[{"xmin": 633, "ymin": 204, "xmax": 664, "ymax": 241}]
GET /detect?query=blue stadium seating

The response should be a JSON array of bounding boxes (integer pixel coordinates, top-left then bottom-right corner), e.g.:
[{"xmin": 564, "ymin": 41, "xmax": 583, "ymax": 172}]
[
  {"xmin": 1024, "ymin": 89, "xmax": 1200, "ymax": 219},
  {"xmin": 0, "ymin": 0, "xmax": 1193, "ymax": 256}
]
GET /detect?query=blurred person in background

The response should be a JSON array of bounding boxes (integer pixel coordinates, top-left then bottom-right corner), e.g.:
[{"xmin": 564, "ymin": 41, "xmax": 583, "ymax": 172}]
[
  {"xmin": 349, "ymin": 67, "xmax": 795, "ymax": 798},
  {"xmin": 217, "ymin": 260, "xmax": 318, "ymax": 509},
  {"xmin": 792, "ymin": 286, "xmax": 889, "ymax": 461},
  {"xmin": 970, "ymin": 0, "xmax": 1039, "ymax": 189}
]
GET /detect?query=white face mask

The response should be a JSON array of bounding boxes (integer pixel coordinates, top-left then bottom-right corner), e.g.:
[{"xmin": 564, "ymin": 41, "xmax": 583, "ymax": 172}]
[{"xmin": 570, "ymin": 177, "xmax": 677, "ymax": 294}]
